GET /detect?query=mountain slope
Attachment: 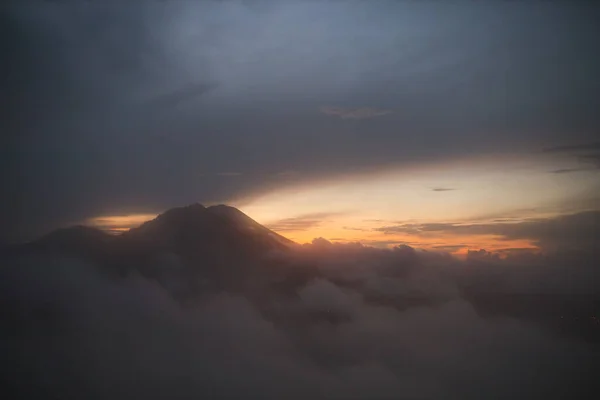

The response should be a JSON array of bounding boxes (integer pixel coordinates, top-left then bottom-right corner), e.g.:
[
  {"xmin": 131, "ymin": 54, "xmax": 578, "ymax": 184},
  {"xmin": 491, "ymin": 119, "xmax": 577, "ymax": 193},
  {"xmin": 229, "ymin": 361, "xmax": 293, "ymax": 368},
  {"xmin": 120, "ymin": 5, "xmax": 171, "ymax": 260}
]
[
  {"xmin": 4, "ymin": 204, "xmax": 302, "ymax": 291},
  {"xmin": 117, "ymin": 203, "xmax": 300, "ymax": 287},
  {"xmin": 124, "ymin": 203, "xmax": 294, "ymax": 252}
]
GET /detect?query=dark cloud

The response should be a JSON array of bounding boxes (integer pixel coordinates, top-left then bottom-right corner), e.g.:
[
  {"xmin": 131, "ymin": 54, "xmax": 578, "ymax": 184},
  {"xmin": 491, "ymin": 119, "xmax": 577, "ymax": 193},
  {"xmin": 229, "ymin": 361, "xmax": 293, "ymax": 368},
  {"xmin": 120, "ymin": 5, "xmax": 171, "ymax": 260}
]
[
  {"xmin": 275, "ymin": 170, "xmax": 301, "ymax": 177},
  {"xmin": 492, "ymin": 218, "xmax": 526, "ymax": 223},
  {"xmin": 215, "ymin": 172, "xmax": 243, "ymax": 177},
  {"xmin": 147, "ymin": 82, "xmax": 218, "ymax": 108},
  {"xmin": 549, "ymin": 168, "xmax": 594, "ymax": 174},
  {"xmin": 375, "ymin": 211, "xmax": 600, "ymax": 252},
  {"xmin": 320, "ymin": 106, "xmax": 394, "ymax": 120},
  {"xmin": 495, "ymin": 247, "xmax": 540, "ymax": 255},
  {"xmin": 543, "ymin": 142, "xmax": 600, "ymax": 172},
  {"xmin": 543, "ymin": 142, "xmax": 600, "ymax": 153},
  {"xmin": 3, "ymin": 1, "xmax": 600, "ymax": 240},
  {"xmin": 579, "ymin": 154, "xmax": 600, "ymax": 168},
  {"xmin": 431, "ymin": 187, "xmax": 456, "ymax": 192}
]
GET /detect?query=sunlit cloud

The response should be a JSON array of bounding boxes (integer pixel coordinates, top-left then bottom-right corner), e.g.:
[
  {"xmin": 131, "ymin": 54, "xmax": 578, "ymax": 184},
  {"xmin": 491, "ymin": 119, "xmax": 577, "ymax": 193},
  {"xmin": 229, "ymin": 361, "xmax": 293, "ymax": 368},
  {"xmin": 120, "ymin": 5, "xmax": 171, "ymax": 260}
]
[
  {"xmin": 243, "ymin": 155, "xmax": 598, "ymax": 225},
  {"xmin": 342, "ymin": 226, "xmax": 369, "ymax": 231},
  {"xmin": 430, "ymin": 244, "xmax": 467, "ymax": 250},
  {"xmin": 266, "ymin": 212, "xmax": 344, "ymax": 232},
  {"xmin": 86, "ymin": 214, "xmax": 156, "ymax": 232}
]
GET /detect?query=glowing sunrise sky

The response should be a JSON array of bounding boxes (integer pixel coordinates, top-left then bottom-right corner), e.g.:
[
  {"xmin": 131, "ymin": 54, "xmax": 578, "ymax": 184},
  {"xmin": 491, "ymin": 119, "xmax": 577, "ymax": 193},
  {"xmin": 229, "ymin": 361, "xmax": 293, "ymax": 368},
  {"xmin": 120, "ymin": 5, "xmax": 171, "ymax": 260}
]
[
  {"xmin": 4, "ymin": 1, "xmax": 600, "ymax": 253},
  {"xmin": 85, "ymin": 152, "xmax": 599, "ymax": 255}
]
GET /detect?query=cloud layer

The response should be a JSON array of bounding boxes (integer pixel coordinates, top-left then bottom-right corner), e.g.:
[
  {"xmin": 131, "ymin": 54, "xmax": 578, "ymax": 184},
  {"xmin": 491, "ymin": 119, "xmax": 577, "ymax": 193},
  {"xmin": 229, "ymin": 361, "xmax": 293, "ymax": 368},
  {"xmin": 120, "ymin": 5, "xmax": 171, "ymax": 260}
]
[{"xmin": 1, "ymin": 240, "xmax": 598, "ymax": 399}]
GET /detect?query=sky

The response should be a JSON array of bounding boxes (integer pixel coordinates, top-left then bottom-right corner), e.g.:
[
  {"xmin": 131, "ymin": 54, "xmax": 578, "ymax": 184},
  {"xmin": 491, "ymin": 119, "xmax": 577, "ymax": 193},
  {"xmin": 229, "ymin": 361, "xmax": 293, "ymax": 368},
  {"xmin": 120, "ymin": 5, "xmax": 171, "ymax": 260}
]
[{"xmin": 2, "ymin": 0, "xmax": 600, "ymax": 254}]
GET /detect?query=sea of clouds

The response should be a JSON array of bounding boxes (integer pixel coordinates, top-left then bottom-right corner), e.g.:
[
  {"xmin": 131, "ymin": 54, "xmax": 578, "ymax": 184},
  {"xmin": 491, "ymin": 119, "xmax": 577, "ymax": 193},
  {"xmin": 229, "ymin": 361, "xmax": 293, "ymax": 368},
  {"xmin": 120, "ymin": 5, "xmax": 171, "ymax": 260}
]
[{"xmin": 1, "ymin": 241, "xmax": 598, "ymax": 400}]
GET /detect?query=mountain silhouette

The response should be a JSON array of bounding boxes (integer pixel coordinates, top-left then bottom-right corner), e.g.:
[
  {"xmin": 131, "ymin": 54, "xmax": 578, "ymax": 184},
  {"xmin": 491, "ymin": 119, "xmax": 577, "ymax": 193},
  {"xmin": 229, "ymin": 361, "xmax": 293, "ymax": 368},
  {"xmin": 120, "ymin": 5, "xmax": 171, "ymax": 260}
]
[
  {"xmin": 2, "ymin": 203, "xmax": 598, "ymax": 342},
  {"xmin": 16, "ymin": 204, "xmax": 293, "ymax": 255},
  {"xmin": 5, "ymin": 204, "xmax": 311, "ymax": 296},
  {"xmin": 124, "ymin": 203, "xmax": 294, "ymax": 254}
]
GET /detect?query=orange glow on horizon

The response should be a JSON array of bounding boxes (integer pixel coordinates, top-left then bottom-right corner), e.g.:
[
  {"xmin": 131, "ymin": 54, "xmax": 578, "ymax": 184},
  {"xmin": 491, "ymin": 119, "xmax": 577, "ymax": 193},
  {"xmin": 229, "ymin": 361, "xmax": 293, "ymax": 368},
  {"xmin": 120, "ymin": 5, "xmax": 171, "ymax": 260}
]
[
  {"xmin": 86, "ymin": 150, "xmax": 598, "ymax": 256},
  {"xmin": 86, "ymin": 188, "xmax": 563, "ymax": 256},
  {"xmin": 84, "ymin": 208, "xmax": 547, "ymax": 257},
  {"xmin": 276, "ymin": 227, "xmax": 538, "ymax": 256},
  {"xmin": 86, "ymin": 214, "xmax": 158, "ymax": 231},
  {"xmin": 84, "ymin": 211, "xmax": 541, "ymax": 256},
  {"xmin": 234, "ymin": 153, "xmax": 599, "ymax": 256}
]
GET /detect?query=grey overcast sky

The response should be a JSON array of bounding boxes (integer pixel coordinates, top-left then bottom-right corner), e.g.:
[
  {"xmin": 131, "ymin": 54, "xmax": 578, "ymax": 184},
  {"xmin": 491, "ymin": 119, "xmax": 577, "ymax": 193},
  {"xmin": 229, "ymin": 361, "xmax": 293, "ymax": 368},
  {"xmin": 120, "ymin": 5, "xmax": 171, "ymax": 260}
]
[{"xmin": 2, "ymin": 0, "xmax": 600, "ymax": 245}]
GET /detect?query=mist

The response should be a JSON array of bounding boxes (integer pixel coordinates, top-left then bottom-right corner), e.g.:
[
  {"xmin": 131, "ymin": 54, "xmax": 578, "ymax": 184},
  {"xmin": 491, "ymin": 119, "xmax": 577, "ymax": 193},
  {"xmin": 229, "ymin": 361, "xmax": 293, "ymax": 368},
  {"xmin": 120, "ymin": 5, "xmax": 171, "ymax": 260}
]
[{"xmin": 2, "ymin": 242, "xmax": 597, "ymax": 400}]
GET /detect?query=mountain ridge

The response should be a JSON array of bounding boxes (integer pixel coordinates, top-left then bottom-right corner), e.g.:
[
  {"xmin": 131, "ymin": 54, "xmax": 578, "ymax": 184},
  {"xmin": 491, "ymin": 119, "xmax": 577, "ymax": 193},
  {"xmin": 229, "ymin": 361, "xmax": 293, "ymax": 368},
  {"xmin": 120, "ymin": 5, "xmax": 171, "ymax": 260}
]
[
  {"xmin": 16, "ymin": 203, "xmax": 294, "ymax": 250},
  {"xmin": 2, "ymin": 204, "xmax": 598, "ymax": 344},
  {"xmin": 2, "ymin": 204, "xmax": 303, "ymax": 292},
  {"xmin": 124, "ymin": 203, "xmax": 294, "ymax": 249}
]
